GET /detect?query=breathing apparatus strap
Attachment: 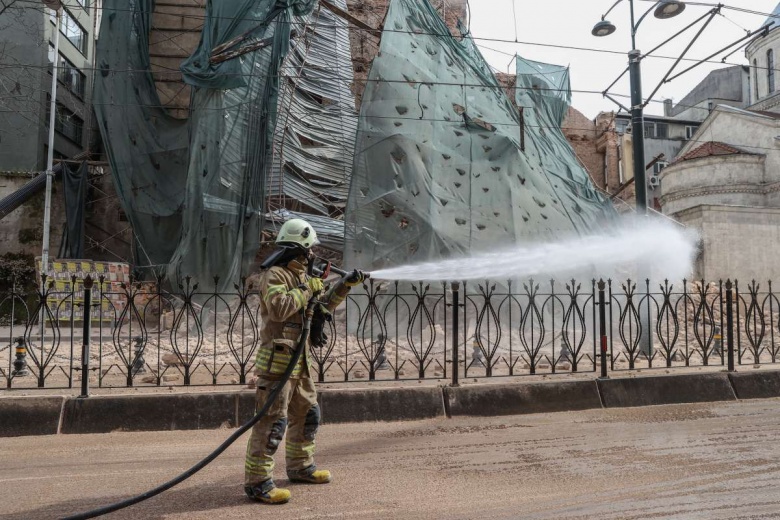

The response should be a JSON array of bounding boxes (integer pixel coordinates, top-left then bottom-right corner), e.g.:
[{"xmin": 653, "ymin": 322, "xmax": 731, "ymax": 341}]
[
  {"xmin": 62, "ymin": 297, "xmax": 319, "ymax": 520},
  {"xmin": 260, "ymin": 245, "xmax": 307, "ymax": 271}
]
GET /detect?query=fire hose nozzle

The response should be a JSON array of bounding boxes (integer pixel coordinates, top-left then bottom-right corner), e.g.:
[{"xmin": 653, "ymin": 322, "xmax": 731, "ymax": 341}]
[{"xmin": 330, "ymin": 266, "xmax": 371, "ymax": 280}]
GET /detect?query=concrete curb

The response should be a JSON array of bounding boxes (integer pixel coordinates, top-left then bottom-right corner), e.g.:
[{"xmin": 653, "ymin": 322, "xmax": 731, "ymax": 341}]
[
  {"xmin": 597, "ymin": 372, "xmax": 736, "ymax": 408},
  {"xmin": 3, "ymin": 371, "xmax": 780, "ymax": 437},
  {"xmin": 61, "ymin": 393, "xmax": 237, "ymax": 434},
  {"xmin": 0, "ymin": 396, "xmax": 65, "ymax": 437},
  {"xmin": 319, "ymin": 386, "xmax": 445, "ymax": 424},
  {"xmin": 444, "ymin": 380, "xmax": 601, "ymax": 417},
  {"xmin": 728, "ymin": 371, "xmax": 780, "ymax": 400},
  {"xmin": 236, "ymin": 386, "xmax": 446, "ymax": 425}
]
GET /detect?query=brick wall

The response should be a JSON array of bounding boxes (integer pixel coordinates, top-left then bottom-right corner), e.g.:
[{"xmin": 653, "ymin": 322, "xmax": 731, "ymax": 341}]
[
  {"xmin": 563, "ymin": 107, "xmax": 605, "ymax": 190},
  {"xmin": 149, "ymin": 0, "xmax": 207, "ymax": 119},
  {"xmin": 346, "ymin": 0, "xmax": 468, "ymax": 108}
]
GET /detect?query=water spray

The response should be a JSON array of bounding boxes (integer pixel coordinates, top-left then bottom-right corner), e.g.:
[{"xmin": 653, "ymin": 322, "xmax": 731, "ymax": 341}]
[{"xmin": 370, "ymin": 218, "xmax": 698, "ymax": 283}]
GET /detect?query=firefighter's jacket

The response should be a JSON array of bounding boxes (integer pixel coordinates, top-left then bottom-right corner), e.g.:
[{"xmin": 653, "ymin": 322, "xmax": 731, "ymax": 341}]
[{"xmin": 255, "ymin": 258, "xmax": 349, "ymax": 379}]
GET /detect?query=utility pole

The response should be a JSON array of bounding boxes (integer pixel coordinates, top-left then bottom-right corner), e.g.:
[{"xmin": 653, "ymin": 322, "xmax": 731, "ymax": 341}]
[{"xmin": 41, "ymin": 2, "xmax": 62, "ymax": 278}]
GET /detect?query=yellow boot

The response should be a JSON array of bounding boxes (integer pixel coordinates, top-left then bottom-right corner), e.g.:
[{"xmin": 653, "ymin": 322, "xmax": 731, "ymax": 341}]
[
  {"xmin": 245, "ymin": 480, "xmax": 291, "ymax": 504},
  {"xmin": 288, "ymin": 466, "xmax": 332, "ymax": 484}
]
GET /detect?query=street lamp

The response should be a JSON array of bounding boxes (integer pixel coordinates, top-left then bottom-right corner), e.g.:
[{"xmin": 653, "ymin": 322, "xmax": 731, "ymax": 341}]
[
  {"xmin": 42, "ymin": 0, "xmax": 63, "ymax": 277},
  {"xmin": 592, "ymin": 0, "xmax": 686, "ymax": 214}
]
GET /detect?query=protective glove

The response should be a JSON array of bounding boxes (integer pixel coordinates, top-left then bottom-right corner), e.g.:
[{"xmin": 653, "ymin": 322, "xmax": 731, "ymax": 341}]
[
  {"xmin": 307, "ymin": 277, "xmax": 324, "ymax": 294},
  {"xmin": 309, "ymin": 304, "xmax": 332, "ymax": 348},
  {"xmin": 344, "ymin": 269, "xmax": 367, "ymax": 287}
]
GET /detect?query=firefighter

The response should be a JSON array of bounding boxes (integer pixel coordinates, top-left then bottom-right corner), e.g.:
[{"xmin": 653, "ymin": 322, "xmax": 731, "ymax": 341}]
[{"xmin": 244, "ymin": 218, "xmax": 365, "ymax": 505}]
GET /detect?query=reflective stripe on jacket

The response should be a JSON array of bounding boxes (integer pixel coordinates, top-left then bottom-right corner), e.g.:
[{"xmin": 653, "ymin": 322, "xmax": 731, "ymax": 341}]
[{"xmin": 255, "ymin": 258, "xmax": 350, "ymax": 379}]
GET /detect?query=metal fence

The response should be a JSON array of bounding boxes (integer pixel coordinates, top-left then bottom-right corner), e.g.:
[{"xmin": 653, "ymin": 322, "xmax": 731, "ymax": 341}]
[{"xmin": 2, "ymin": 274, "xmax": 779, "ymax": 390}]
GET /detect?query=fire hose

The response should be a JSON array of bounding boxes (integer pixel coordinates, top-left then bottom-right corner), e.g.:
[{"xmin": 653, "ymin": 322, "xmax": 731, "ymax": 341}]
[{"xmin": 61, "ymin": 296, "xmax": 320, "ymax": 520}]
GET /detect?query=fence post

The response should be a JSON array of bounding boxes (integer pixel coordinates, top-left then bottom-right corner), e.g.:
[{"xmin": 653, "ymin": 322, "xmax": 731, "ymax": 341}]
[
  {"xmin": 726, "ymin": 279, "xmax": 735, "ymax": 372},
  {"xmin": 451, "ymin": 282, "xmax": 459, "ymax": 387},
  {"xmin": 598, "ymin": 279, "xmax": 609, "ymax": 379},
  {"xmin": 80, "ymin": 275, "xmax": 93, "ymax": 398}
]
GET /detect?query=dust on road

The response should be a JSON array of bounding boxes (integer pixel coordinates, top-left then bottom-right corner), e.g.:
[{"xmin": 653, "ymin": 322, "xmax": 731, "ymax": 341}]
[{"xmin": 2, "ymin": 400, "xmax": 780, "ymax": 519}]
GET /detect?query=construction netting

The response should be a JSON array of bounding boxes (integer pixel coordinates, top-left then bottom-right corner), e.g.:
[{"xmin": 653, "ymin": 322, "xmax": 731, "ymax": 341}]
[
  {"xmin": 94, "ymin": 0, "xmax": 330, "ymax": 290},
  {"xmin": 266, "ymin": 3, "xmax": 357, "ymax": 225},
  {"xmin": 344, "ymin": 0, "xmax": 615, "ymax": 271}
]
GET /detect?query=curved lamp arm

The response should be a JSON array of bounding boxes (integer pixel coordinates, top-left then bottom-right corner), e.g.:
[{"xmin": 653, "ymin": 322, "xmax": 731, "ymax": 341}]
[{"xmin": 600, "ymin": 0, "xmax": 625, "ymax": 20}]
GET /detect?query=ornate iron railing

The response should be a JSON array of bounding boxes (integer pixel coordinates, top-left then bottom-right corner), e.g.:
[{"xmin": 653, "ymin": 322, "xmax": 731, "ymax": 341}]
[{"xmin": 2, "ymin": 275, "xmax": 779, "ymax": 389}]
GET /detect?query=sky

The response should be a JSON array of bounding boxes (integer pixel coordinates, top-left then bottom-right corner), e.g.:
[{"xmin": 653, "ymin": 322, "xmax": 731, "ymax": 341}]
[{"xmin": 468, "ymin": 0, "xmax": 779, "ymax": 119}]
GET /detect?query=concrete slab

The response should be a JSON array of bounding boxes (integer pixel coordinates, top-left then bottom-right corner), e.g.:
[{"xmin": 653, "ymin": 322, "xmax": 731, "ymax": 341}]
[
  {"xmin": 598, "ymin": 373, "xmax": 736, "ymax": 408},
  {"xmin": 0, "ymin": 396, "xmax": 64, "ymax": 437},
  {"xmin": 729, "ymin": 370, "xmax": 780, "ymax": 399},
  {"xmin": 319, "ymin": 386, "xmax": 446, "ymax": 423},
  {"xmin": 239, "ymin": 385, "xmax": 445, "ymax": 424},
  {"xmin": 60, "ymin": 393, "xmax": 237, "ymax": 434},
  {"xmin": 443, "ymin": 380, "xmax": 602, "ymax": 417}
]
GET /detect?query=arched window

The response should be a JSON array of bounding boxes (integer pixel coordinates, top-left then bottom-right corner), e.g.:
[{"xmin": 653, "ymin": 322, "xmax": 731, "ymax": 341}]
[
  {"xmin": 768, "ymin": 49, "xmax": 775, "ymax": 94},
  {"xmin": 754, "ymin": 59, "xmax": 759, "ymax": 99}
]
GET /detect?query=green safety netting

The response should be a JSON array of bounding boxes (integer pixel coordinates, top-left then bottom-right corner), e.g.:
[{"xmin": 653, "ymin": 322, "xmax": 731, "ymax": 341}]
[
  {"xmin": 94, "ymin": 0, "xmax": 316, "ymax": 290},
  {"xmin": 344, "ymin": 0, "xmax": 615, "ymax": 271}
]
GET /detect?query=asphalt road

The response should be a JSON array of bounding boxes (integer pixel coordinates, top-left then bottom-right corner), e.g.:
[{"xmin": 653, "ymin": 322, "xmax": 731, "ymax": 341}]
[{"xmin": 2, "ymin": 400, "xmax": 780, "ymax": 520}]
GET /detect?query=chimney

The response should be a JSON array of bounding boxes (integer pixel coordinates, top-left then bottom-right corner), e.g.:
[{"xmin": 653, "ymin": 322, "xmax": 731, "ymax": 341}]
[{"xmin": 663, "ymin": 99, "xmax": 673, "ymax": 117}]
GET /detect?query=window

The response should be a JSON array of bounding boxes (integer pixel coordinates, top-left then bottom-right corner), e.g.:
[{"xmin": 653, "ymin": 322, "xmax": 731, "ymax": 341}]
[
  {"xmin": 48, "ymin": 44, "xmax": 86, "ymax": 98},
  {"xmin": 754, "ymin": 59, "xmax": 760, "ymax": 99},
  {"xmin": 75, "ymin": 0, "xmax": 90, "ymax": 12},
  {"xmin": 685, "ymin": 125, "xmax": 698, "ymax": 140},
  {"xmin": 51, "ymin": 8, "xmax": 88, "ymax": 55},
  {"xmin": 768, "ymin": 49, "xmax": 775, "ymax": 94},
  {"xmin": 45, "ymin": 95, "xmax": 84, "ymax": 144},
  {"xmin": 616, "ymin": 119, "xmax": 629, "ymax": 134},
  {"xmin": 644, "ymin": 122, "xmax": 669, "ymax": 139},
  {"xmin": 653, "ymin": 161, "xmax": 668, "ymax": 174}
]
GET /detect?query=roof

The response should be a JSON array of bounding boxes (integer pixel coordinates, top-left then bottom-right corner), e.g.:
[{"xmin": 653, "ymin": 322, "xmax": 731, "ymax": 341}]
[
  {"xmin": 764, "ymin": 2, "xmax": 780, "ymax": 29},
  {"xmin": 672, "ymin": 141, "xmax": 759, "ymax": 165},
  {"xmin": 749, "ymin": 110, "xmax": 780, "ymax": 120}
]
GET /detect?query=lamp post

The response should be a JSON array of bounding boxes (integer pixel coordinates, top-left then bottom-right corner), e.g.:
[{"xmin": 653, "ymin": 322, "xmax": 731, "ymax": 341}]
[
  {"xmin": 42, "ymin": 0, "xmax": 63, "ymax": 277},
  {"xmin": 592, "ymin": 0, "xmax": 686, "ymax": 214},
  {"xmin": 39, "ymin": 0, "xmax": 62, "ymax": 354}
]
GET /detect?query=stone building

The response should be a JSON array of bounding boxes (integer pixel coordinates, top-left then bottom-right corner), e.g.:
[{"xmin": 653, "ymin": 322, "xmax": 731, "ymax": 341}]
[
  {"xmin": 660, "ymin": 106, "xmax": 780, "ymax": 282},
  {"xmin": 589, "ymin": 65, "xmax": 751, "ymax": 211},
  {"xmin": 658, "ymin": 4, "xmax": 780, "ymax": 283},
  {"xmin": 747, "ymin": 4, "xmax": 780, "ymax": 111},
  {"xmin": 665, "ymin": 65, "xmax": 750, "ymax": 122}
]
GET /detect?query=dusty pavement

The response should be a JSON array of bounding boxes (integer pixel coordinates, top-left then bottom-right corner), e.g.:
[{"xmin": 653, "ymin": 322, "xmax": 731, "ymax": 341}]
[{"xmin": 2, "ymin": 401, "xmax": 780, "ymax": 520}]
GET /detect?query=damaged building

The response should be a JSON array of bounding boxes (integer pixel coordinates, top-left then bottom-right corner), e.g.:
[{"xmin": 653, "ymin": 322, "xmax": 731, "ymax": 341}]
[{"xmin": 1, "ymin": 0, "xmax": 614, "ymax": 288}]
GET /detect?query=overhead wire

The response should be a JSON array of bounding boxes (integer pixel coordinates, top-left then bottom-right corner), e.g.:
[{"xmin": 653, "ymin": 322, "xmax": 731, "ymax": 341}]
[
  {"xmin": 3, "ymin": 2, "xmax": 778, "ymax": 156},
  {"xmin": 6, "ymin": 72, "xmax": 780, "ymax": 155},
  {"xmin": 12, "ymin": 0, "xmax": 780, "ymax": 73}
]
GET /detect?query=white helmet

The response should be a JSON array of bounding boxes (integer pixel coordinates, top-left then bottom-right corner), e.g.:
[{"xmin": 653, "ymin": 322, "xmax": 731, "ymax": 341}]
[{"xmin": 276, "ymin": 218, "xmax": 319, "ymax": 249}]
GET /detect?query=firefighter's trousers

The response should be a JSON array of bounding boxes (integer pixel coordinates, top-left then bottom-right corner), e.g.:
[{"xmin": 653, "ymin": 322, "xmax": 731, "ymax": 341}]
[{"xmin": 244, "ymin": 376, "xmax": 320, "ymax": 486}]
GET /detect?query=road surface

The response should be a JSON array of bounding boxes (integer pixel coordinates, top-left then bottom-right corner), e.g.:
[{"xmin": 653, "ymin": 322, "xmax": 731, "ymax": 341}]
[{"xmin": 2, "ymin": 400, "xmax": 780, "ymax": 519}]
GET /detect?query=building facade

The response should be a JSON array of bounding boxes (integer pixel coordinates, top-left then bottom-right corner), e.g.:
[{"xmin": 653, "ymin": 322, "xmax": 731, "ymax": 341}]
[
  {"xmin": 660, "ymin": 107, "xmax": 780, "ymax": 281},
  {"xmin": 0, "ymin": 0, "xmax": 99, "ymax": 172},
  {"xmin": 588, "ymin": 64, "xmax": 751, "ymax": 210},
  {"xmin": 0, "ymin": 1, "xmax": 100, "ymax": 261},
  {"xmin": 747, "ymin": 4, "xmax": 780, "ymax": 111},
  {"xmin": 656, "ymin": 4, "xmax": 780, "ymax": 282},
  {"xmin": 665, "ymin": 65, "xmax": 750, "ymax": 122}
]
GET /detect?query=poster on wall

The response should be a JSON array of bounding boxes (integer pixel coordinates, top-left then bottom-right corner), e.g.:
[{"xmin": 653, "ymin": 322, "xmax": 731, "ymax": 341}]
[{"xmin": 35, "ymin": 259, "xmax": 131, "ymax": 322}]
